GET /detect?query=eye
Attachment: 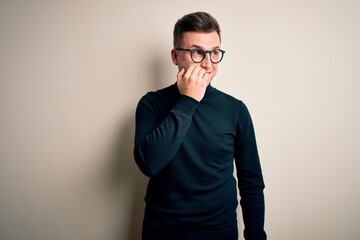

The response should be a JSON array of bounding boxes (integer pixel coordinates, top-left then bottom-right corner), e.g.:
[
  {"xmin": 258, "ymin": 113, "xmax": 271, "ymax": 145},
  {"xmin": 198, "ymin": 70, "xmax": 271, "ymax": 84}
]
[
  {"xmin": 212, "ymin": 49, "xmax": 221, "ymax": 56},
  {"xmin": 192, "ymin": 48, "xmax": 204, "ymax": 56}
]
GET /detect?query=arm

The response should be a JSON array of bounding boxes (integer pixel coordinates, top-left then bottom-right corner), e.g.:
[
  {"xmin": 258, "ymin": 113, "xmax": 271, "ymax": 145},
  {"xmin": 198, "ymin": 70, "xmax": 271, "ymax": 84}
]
[
  {"xmin": 234, "ymin": 102, "xmax": 267, "ymax": 240},
  {"xmin": 134, "ymin": 65, "xmax": 210, "ymax": 177},
  {"xmin": 134, "ymin": 94, "xmax": 198, "ymax": 177}
]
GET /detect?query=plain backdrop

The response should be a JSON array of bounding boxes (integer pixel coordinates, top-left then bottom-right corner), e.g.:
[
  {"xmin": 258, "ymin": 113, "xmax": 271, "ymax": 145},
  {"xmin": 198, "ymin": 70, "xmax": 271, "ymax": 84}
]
[{"xmin": 1, "ymin": 0, "xmax": 359, "ymax": 239}]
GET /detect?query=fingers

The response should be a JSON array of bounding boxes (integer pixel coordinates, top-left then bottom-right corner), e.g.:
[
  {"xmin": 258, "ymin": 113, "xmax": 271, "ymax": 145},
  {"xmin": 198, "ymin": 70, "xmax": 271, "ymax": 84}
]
[
  {"xmin": 177, "ymin": 68, "xmax": 186, "ymax": 81},
  {"xmin": 183, "ymin": 65, "xmax": 208, "ymax": 83},
  {"xmin": 203, "ymin": 72, "xmax": 211, "ymax": 85},
  {"xmin": 176, "ymin": 65, "xmax": 210, "ymax": 102},
  {"xmin": 182, "ymin": 65, "xmax": 196, "ymax": 80}
]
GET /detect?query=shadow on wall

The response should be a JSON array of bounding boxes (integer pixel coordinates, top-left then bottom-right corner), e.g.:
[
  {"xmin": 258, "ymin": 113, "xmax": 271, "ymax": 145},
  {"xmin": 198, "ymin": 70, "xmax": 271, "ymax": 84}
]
[
  {"xmin": 105, "ymin": 53, "xmax": 172, "ymax": 240},
  {"xmin": 105, "ymin": 116, "xmax": 147, "ymax": 240}
]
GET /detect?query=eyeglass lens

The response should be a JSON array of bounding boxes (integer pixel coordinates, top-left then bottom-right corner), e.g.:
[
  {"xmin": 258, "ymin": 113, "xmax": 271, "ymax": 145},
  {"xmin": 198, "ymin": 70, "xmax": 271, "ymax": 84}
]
[{"xmin": 191, "ymin": 49, "xmax": 223, "ymax": 63}]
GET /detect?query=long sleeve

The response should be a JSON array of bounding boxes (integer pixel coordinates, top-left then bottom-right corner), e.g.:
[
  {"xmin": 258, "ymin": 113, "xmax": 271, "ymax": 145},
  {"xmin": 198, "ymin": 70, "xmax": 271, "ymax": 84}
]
[
  {"xmin": 134, "ymin": 93, "xmax": 199, "ymax": 177},
  {"xmin": 234, "ymin": 102, "xmax": 266, "ymax": 240}
]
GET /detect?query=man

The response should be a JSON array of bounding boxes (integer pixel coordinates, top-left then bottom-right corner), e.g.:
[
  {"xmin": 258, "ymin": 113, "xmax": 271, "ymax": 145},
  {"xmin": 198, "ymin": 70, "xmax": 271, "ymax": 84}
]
[{"xmin": 134, "ymin": 12, "xmax": 266, "ymax": 240}]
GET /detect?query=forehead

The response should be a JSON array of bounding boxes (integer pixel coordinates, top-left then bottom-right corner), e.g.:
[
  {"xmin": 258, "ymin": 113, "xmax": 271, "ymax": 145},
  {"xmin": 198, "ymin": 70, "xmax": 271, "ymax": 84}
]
[{"xmin": 180, "ymin": 31, "xmax": 221, "ymax": 49}]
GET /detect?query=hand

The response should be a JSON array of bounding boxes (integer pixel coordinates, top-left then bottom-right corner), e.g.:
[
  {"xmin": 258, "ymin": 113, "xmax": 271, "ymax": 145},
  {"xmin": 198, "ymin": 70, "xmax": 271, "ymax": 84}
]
[{"xmin": 176, "ymin": 65, "xmax": 211, "ymax": 102}]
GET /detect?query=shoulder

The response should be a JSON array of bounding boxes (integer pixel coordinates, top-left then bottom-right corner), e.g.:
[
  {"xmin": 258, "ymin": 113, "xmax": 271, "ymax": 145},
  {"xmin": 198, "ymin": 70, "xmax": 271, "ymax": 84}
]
[
  {"xmin": 137, "ymin": 84, "xmax": 179, "ymax": 114},
  {"xmin": 211, "ymin": 87, "xmax": 254, "ymax": 124},
  {"xmin": 211, "ymin": 86, "xmax": 247, "ymax": 109},
  {"xmin": 140, "ymin": 84, "xmax": 178, "ymax": 102}
]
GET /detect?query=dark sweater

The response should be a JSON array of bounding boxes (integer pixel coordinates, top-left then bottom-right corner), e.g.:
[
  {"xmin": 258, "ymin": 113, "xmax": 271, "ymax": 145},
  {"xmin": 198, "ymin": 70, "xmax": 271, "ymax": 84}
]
[{"xmin": 134, "ymin": 83, "xmax": 266, "ymax": 240}]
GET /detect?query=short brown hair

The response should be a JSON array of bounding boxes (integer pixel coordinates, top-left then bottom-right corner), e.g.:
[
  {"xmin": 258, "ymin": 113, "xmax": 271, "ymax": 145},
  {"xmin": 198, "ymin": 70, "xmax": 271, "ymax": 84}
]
[{"xmin": 173, "ymin": 12, "xmax": 221, "ymax": 47}]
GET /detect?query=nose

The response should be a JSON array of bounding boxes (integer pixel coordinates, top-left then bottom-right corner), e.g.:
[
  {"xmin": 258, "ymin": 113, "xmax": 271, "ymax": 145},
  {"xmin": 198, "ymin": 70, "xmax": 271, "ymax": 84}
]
[{"xmin": 201, "ymin": 52, "xmax": 212, "ymax": 69}]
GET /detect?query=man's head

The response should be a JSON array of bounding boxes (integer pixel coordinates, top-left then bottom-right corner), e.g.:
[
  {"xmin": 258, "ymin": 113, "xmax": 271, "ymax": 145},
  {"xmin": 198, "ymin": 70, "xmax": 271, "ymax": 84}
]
[
  {"xmin": 173, "ymin": 12, "xmax": 221, "ymax": 48},
  {"xmin": 171, "ymin": 12, "xmax": 223, "ymax": 83}
]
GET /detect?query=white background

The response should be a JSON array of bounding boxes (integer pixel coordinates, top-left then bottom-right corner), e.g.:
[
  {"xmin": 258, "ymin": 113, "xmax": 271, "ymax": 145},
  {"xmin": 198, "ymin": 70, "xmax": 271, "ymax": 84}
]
[{"xmin": 1, "ymin": 0, "xmax": 359, "ymax": 239}]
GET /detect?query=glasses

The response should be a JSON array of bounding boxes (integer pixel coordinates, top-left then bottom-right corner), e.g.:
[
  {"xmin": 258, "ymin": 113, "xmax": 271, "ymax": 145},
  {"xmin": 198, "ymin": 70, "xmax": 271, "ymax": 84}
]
[{"xmin": 175, "ymin": 48, "xmax": 225, "ymax": 64}]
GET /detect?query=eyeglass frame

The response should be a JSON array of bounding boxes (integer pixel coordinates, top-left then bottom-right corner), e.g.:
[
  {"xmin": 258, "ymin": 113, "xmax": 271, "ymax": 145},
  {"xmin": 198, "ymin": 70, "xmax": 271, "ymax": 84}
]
[{"xmin": 174, "ymin": 47, "xmax": 226, "ymax": 64}]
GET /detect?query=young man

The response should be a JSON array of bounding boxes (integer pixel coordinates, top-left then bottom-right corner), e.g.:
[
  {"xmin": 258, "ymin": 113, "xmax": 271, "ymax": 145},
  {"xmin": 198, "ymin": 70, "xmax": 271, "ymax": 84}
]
[{"xmin": 134, "ymin": 12, "xmax": 266, "ymax": 240}]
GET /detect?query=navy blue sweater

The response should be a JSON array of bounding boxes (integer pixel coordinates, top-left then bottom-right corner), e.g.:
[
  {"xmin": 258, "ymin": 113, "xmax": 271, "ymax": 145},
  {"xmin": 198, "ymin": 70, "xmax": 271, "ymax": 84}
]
[{"xmin": 134, "ymin": 83, "xmax": 266, "ymax": 240}]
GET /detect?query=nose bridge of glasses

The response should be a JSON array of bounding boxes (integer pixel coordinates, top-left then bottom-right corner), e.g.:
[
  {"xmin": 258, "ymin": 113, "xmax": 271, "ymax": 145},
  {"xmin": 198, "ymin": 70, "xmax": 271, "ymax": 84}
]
[{"xmin": 203, "ymin": 50, "xmax": 213, "ymax": 62}]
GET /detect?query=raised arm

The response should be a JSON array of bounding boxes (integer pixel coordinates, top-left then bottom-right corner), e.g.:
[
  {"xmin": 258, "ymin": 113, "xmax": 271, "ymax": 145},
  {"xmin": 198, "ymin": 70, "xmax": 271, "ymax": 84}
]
[
  {"xmin": 134, "ymin": 65, "xmax": 210, "ymax": 177},
  {"xmin": 134, "ymin": 94, "xmax": 198, "ymax": 177}
]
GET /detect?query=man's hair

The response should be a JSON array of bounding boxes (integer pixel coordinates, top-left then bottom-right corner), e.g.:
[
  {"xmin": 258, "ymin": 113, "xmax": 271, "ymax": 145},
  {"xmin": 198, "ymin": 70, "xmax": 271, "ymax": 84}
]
[{"xmin": 173, "ymin": 12, "xmax": 221, "ymax": 47}]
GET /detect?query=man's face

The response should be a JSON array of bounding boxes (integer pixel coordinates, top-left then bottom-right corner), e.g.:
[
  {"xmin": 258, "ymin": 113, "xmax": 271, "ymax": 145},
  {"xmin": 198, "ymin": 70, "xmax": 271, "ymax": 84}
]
[{"xmin": 171, "ymin": 31, "xmax": 221, "ymax": 83}]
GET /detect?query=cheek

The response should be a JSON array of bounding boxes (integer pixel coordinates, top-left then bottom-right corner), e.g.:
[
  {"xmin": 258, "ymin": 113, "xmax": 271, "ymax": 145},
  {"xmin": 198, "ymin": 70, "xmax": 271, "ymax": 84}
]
[
  {"xmin": 212, "ymin": 65, "xmax": 219, "ymax": 74},
  {"xmin": 179, "ymin": 62, "xmax": 196, "ymax": 71},
  {"xmin": 210, "ymin": 66, "xmax": 219, "ymax": 79},
  {"xmin": 178, "ymin": 54, "xmax": 194, "ymax": 69}
]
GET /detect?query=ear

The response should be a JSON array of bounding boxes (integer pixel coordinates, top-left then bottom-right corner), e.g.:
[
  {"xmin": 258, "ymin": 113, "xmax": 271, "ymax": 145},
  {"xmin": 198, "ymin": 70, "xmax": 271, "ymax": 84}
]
[{"xmin": 171, "ymin": 49, "xmax": 178, "ymax": 65}]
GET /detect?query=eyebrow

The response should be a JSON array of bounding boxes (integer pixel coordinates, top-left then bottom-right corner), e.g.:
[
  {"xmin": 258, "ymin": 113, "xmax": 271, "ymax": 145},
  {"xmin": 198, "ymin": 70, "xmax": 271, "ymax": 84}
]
[{"xmin": 190, "ymin": 44, "xmax": 221, "ymax": 50}]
